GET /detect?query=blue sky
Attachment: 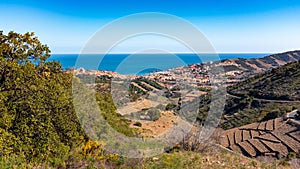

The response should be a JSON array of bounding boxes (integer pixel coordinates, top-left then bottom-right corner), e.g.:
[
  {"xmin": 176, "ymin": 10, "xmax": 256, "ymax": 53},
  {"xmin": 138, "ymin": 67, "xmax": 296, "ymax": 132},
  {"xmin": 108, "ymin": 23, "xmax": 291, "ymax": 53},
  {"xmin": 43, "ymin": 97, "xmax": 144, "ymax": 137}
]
[{"xmin": 1, "ymin": 0, "xmax": 300, "ymax": 53}]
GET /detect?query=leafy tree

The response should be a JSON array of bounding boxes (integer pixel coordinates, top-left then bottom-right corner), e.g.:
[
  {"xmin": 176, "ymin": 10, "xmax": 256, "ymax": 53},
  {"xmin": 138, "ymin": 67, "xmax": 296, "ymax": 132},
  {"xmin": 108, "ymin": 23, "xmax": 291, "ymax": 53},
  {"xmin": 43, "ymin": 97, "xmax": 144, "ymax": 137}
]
[
  {"xmin": 0, "ymin": 31, "xmax": 86, "ymax": 162},
  {"xmin": 0, "ymin": 31, "xmax": 50, "ymax": 65},
  {"xmin": 261, "ymin": 109, "xmax": 281, "ymax": 121}
]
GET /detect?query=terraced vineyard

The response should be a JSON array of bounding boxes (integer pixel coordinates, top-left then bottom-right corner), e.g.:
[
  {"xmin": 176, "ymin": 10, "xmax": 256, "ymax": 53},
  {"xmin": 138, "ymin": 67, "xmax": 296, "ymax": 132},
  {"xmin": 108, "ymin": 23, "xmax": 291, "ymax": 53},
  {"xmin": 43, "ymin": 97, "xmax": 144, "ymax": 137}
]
[
  {"xmin": 130, "ymin": 78, "xmax": 165, "ymax": 93},
  {"xmin": 220, "ymin": 117, "xmax": 300, "ymax": 158}
]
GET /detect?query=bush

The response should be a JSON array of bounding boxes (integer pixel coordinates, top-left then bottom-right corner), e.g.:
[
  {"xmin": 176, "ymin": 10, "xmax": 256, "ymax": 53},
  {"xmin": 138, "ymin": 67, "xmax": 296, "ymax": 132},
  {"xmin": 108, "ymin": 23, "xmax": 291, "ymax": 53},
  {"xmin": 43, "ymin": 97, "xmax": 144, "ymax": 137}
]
[
  {"xmin": 278, "ymin": 159, "xmax": 290, "ymax": 166},
  {"xmin": 148, "ymin": 109, "xmax": 161, "ymax": 121},
  {"xmin": 287, "ymin": 152, "xmax": 297, "ymax": 159},
  {"xmin": 166, "ymin": 103, "xmax": 177, "ymax": 111},
  {"xmin": 261, "ymin": 109, "xmax": 281, "ymax": 121}
]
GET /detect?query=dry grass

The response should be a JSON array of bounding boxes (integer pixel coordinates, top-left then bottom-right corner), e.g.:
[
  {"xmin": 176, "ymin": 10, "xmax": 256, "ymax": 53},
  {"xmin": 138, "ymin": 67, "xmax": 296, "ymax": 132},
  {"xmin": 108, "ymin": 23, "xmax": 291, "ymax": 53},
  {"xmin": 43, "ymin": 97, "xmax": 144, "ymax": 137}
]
[
  {"xmin": 220, "ymin": 135, "xmax": 230, "ymax": 148},
  {"xmin": 117, "ymin": 99, "xmax": 160, "ymax": 115},
  {"xmin": 131, "ymin": 111, "xmax": 177, "ymax": 137},
  {"xmin": 275, "ymin": 118, "xmax": 284, "ymax": 130},
  {"xmin": 142, "ymin": 148, "xmax": 279, "ymax": 169}
]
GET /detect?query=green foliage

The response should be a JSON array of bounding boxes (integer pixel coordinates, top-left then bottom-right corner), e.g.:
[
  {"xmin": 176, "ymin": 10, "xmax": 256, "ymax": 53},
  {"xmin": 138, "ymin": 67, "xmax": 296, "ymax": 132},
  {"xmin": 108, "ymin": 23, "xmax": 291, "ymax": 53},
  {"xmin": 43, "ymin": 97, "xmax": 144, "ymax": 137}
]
[
  {"xmin": 198, "ymin": 78, "xmax": 299, "ymax": 129},
  {"xmin": 96, "ymin": 93, "xmax": 137, "ymax": 137},
  {"xmin": 261, "ymin": 109, "xmax": 281, "ymax": 121},
  {"xmin": 127, "ymin": 78, "xmax": 165, "ymax": 102},
  {"xmin": 132, "ymin": 79, "xmax": 153, "ymax": 91},
  {"xmin": 220, "ymin": 100, "xmax": 298, "ymax": 129},
  {"xmin": 278, "ymin": 159, "xmax": 290, "ymax": 166},
  {"xmin": 0, "ymin": 31, "xmax": 86, "ymax": 162},
  {"xmin": 215, "ymin": 61, "xmax": 300, "ymax": 129},
  {"xmin": 139, "ymin": 78, "xmax": 164, "ymax": 90},
  {"xmin": 198, "ymin": 87, "xmax": 211, "ymax": 92},
  {"xmin": 287, "ymin": 152, "xmax": 297, "ymax": 159},
  {"xmin": 0, "ymin": 31, "xmax": 137, "ymax": 166},
  {"xmin": 148, "ymin": 108, "xmax": 161, "ymax": 121},
  {"xmin": 128, "ymin": 84, "xmax": 146, "ymax": 101},
  {"xmin": 229, "ymin": 61, "xmax": 300, "ymax": 101},
  {"xmin": 165, "ymin": 102, "xmax": 177, "ymax": 111},
  {"xmin": 0, "ymin": 31, "xmax": 50, "ymax": 64}
]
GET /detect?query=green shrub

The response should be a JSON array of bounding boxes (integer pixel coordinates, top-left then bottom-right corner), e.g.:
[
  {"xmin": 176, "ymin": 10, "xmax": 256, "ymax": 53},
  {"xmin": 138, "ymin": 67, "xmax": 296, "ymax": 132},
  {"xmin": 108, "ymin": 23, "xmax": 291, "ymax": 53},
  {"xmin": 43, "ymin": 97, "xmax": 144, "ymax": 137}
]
[
  {"xmin": 166, "ymin": 103, "xmax": 177, "ymax": 111},
  {"xmin": 278, "ymin": 159, "xmax": 290, "ymax": 166},
  {"xmin": 261, "ymin": 109, "xmax": 281, "ymax": 121},
  {"xmin": 148, "ymin": 108, "xmax": 161, "ymax": 121},
  {"xmin": 287, "ymin": 152, "xmax": 297, "ymax": 159}
]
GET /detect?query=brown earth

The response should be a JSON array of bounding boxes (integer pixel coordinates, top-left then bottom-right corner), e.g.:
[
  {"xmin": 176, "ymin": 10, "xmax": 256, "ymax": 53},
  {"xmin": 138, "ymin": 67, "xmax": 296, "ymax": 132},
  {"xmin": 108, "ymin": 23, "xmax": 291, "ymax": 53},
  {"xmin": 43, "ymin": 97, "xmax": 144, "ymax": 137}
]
[
  {"xmin": 219, "ymin": 117, "xmax": 300, "ymax": 158},
  {"xmin": 130, "ymin": 111, "xmax": 177, "ymax": 137}
]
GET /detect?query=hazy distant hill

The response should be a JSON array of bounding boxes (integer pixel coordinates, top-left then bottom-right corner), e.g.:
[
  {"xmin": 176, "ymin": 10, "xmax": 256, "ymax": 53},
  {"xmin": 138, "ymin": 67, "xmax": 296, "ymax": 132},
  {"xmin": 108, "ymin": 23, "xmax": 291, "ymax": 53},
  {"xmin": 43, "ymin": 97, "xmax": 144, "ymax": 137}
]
[{"xmin": 222, "ymin": 50, "xmax": 300, "ymax": 73}]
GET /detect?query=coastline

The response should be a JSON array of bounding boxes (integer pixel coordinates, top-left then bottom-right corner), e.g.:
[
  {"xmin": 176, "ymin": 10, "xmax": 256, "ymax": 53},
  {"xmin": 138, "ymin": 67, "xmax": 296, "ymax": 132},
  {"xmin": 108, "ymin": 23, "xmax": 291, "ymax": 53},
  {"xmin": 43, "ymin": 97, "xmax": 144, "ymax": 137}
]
[{"xmin": 52, "ymin": 53, "xmax": 269, "ymax": 75}]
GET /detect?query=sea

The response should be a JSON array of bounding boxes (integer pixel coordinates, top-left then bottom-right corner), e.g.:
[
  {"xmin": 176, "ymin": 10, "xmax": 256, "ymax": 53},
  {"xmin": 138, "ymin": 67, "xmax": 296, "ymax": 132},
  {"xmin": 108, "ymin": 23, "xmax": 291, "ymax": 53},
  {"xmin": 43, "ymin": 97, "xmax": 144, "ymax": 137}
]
[{"xmin": 48, "ymin": 53, "xmax": 269, "ymax": 75}]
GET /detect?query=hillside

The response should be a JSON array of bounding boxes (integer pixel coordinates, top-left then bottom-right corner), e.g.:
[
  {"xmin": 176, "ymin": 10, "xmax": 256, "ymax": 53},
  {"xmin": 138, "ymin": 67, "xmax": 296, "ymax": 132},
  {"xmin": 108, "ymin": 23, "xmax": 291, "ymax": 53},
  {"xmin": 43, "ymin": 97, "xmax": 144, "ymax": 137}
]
[
  {"xmin": 218, "ymin": 61, "xmax": 300, "ymax": 129},
  {"xmin": 230, "ymin": 50, "xmax": 300, "ymax": 72},
  {"xmin": 216, "ymin": 59, "xmax": 300, "ymax": 162},
  {"xmin": 228, "ymin": 61, "xmax": 300, "ymax": 101}
]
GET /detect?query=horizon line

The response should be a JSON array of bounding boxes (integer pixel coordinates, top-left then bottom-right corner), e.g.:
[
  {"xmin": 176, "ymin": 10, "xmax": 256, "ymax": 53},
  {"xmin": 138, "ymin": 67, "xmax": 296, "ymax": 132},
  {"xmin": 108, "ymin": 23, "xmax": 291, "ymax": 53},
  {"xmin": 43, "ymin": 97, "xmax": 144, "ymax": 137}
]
[{"xmin": 51, "ymin": 52, "xmax": 273, "ymax": 55}]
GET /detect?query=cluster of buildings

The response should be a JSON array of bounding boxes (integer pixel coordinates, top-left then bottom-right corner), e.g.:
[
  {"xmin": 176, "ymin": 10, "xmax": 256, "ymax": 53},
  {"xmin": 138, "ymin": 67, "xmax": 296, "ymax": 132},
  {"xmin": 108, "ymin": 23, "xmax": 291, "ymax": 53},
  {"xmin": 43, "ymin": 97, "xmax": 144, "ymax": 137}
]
[{"xmin": 72, "ymin": 59, "xmax": 249, "ymax": 91}]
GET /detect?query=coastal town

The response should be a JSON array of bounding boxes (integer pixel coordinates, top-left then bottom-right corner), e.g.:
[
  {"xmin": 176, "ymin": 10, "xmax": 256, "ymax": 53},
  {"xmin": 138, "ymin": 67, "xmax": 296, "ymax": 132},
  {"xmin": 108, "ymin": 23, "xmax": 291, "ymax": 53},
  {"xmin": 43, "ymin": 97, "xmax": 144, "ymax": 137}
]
[
  {"xmin": 73, "ymin": 51, "xmax": 300, "ymax": 93},
  {"xmin": 72, "ymin": 51, "xmax": 300, "ymax": 141}
]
